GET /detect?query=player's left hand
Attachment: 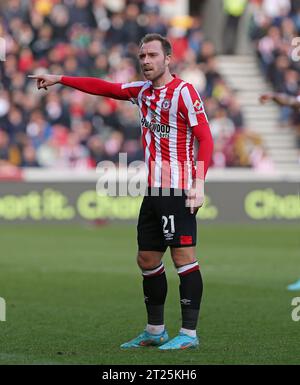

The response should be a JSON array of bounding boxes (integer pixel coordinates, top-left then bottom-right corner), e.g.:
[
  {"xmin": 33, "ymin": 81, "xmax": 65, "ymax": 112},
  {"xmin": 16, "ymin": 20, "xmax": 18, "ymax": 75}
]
[
  {"xmin": 259, "ymin": 93, "xmax": 274, "ymax": 104},
  {"xmin": 186, "ymin": 179, "xmax": 205, "ymax": 214}
]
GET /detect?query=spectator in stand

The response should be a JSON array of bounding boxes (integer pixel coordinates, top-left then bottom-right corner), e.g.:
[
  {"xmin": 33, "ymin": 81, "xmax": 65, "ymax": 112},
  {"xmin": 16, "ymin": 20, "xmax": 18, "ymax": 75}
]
[
  {"xmin": 0, "ymin": 129, "xmax": 21, "ymax": 167},
  {"xmin": 22, "ymin": 144, "xmax": 40, "ymax": 167},
  {"xmin": 223, "ymin": 0, "xmax": 247, "ymax": 54}
]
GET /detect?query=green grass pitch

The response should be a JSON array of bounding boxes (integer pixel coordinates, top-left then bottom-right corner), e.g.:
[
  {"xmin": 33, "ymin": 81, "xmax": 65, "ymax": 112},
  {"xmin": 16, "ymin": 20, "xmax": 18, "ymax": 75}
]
[{"xmin": 0, "ymin": 223, "xmax": 299, "ymax": 365}]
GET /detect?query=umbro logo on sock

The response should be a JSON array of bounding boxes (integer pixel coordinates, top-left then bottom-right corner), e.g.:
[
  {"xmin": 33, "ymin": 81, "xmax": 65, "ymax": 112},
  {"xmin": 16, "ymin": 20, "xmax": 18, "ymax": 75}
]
[{"xmin": 180, "ymin": 299, "xmax": 191, "ymax": 305}]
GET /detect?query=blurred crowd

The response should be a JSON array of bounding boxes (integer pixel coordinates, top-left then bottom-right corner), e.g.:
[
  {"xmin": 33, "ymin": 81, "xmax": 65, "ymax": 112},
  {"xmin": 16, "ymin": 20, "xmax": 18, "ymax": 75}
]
[
  {"xmin": 0, "ymin": 0, "xmax": 264, "ymax": 171},
  {"xmin": 250, "ymin": 0, "xmax": 300, "ymax": 152}
]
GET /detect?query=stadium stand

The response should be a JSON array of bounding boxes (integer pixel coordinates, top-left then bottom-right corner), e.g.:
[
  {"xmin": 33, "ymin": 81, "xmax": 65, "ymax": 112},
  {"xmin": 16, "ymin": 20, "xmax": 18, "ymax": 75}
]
[
  {"xmin": 0, "ymin": 0, "xmax": 267, "ymax": 172},
  {"xmin": 249, "ymin": 0, "xmax": 300, "ymax": 166}
]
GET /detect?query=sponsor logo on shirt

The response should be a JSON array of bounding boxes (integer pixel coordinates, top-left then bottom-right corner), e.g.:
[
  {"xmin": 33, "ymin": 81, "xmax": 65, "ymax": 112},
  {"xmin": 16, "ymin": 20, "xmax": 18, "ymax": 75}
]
[
  {"xmin": 193, "ymin": 99, "xmax": 204, "ymax": 114},
  {"xmin": 141, "ymin": 116, "xmax": 170, "ymax": 138}
]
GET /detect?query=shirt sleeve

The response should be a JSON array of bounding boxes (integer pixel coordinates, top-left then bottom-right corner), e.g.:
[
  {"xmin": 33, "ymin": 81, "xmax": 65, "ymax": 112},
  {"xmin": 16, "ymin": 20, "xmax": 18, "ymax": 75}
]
[
  {"xmin": 60, "ymin": 77, "xmax": 145, "ymax": 101},
  {"xmin": 193, "ymin": 119, "xmax": 214, "ymax": 179},
  {"xmin": 179, "ymin": 83, "xmax": 209, "ymax": 127},
  {"xmin": 179, "ymin": 83, "xmax": 214, "ymax": 179}
]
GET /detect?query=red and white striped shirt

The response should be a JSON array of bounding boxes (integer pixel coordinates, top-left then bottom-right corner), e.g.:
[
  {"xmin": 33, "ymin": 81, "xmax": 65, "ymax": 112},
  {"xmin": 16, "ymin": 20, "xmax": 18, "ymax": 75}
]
[{"xmin": 61, "ymin": 75, "xmax": 213, "ymax": 189}]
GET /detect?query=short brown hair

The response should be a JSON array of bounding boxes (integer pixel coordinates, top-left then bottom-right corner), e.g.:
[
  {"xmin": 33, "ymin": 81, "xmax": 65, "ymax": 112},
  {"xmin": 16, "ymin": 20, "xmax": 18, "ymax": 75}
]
[{"xmin": 139, "ymin": 34, "xmax": 172, "ymax": 57}]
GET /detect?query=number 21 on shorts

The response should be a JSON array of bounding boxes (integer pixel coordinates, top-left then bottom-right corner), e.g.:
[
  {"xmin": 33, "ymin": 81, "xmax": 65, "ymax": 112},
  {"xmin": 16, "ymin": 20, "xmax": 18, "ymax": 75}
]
[{"xmin": 162, "ymin": 215, "xmax": 175, "ymax": 234}]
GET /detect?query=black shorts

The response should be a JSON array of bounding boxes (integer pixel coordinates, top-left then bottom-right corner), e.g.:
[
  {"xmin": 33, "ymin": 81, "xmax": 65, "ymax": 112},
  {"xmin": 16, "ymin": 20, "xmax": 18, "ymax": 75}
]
[{"xmin": 137, "ymin": 188, "xmax": 197, "ymax": 252}]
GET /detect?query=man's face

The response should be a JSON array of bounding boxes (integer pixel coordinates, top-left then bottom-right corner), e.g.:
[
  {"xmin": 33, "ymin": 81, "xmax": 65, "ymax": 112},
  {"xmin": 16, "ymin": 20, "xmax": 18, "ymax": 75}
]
[{"xmin": 138, "ymin": 40, "xmax": 170, "ymax": 81}]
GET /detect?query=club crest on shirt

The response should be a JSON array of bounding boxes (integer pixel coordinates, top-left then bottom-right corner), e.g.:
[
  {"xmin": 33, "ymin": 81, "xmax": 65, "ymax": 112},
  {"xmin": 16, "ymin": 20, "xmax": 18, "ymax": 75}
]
[{"xmin": 162, "ymin": 99, "xmax": 171, "ymax": 110}]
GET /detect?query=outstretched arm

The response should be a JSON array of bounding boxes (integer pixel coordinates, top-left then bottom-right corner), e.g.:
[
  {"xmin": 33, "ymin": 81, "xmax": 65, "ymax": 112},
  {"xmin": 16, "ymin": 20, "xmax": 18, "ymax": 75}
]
[
  {"xmin": 259, "ymin": 92, "xmax": 300, "ymax": 108},
  {"xmin": 28, "ymin": 74, "xmax": 140, "ymax": 100}
]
